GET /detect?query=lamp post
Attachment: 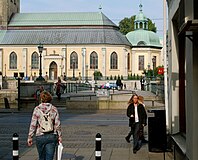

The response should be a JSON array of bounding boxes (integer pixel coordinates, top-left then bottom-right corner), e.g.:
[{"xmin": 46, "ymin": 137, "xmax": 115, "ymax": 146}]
[
  {"xmin": 36, "ymin": 43, "xmax": 45, "ymax": 81},
  {"xmin": 152, "ymin": 57, "xmax": 156, "ymax": 78},
  {"xmin": 72, "ymin": 56, "xmax": 75, "ymax": 80}
]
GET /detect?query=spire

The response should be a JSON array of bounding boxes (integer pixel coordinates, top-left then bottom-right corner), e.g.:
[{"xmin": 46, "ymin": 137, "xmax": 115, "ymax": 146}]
[
  {"xmin": 139, "ymin": 3, "xmax": 143, "ymax": 12},
  {"xmin": 99, "ymin": 5, "xmax": 102, "ymax": 12}
]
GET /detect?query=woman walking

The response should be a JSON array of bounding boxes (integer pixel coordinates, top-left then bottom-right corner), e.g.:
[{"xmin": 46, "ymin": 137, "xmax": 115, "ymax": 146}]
[
  {"xmin": 27, "ymin": 91, "xmax": 62, "ymax": 160},
  {"xmin": 125, "ymin": 94, "xmax": 147, "ymax": 154}
]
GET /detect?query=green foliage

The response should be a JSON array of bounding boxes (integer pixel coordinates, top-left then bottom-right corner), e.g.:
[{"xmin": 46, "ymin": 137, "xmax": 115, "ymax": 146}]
[
  {"xmin": 106, "ymin": 77, "xmax": 109, "ymax": 80},
  {"xmin": 119, "ymin": 15, "xmax": 157, "ymax": 35},
  {"xmin": 121, "ymin": 75, "xmax": 124, "ymax": 80},
  {"xmin": 114, "ymin": 75, "xmax": 117, "ymax": 80},
  {"xmin": 133, "ymin": 74, "xmax": 136, "ymax": 80},
  {"xmin": 110, "ymin": 75, "xmax": 113, "ymax": 80},
  {"xmin": 136, "ymin": 74, "xmax": 139, "ymax": 80},
  {"xmin": 93, "ymin": 70, "xmax": 102, "ymax": 80}
]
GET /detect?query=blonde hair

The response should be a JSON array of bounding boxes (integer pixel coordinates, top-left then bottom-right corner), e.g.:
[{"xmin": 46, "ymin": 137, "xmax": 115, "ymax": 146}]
[{"xmin": 138, "ymin": 96, "xmax": 144, "ymax": 104}]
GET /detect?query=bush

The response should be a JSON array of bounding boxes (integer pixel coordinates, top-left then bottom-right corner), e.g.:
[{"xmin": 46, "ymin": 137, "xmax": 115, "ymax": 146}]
[
  {"xmin": 114, "ymin": 75, "xmax": 117, "ymax": 80},
  {"xmin": 110, "ymin": 75, "xmax": 113, "ymax": 80},
  {"xmin": 121, "ymin": 75, "xmax": 124, "ymax": 80}
]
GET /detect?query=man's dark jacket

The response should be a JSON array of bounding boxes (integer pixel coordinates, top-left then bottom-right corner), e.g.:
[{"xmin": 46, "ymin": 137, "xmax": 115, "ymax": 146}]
[{"xmin": 127, "ymin": 103, "xmax": 147, "ymax": 127}]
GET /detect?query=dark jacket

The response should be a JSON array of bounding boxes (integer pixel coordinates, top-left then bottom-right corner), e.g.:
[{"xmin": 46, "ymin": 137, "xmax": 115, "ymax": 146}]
[{"xmin": 127, "ymin": 103, "xmax": 147, "ymax": 127}]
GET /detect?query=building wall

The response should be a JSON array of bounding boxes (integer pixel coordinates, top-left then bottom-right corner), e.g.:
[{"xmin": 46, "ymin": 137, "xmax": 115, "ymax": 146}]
[
  {"xmin": 131, "ymin": 48, "xmax": 162, "ymax": 76},
  {"xmin": 0, "ymin": 44, "xmax": 131, "ymax": 80},
  {"xmin": 168, "ymin": 0, "xmax": 198, "ymax": 159}
]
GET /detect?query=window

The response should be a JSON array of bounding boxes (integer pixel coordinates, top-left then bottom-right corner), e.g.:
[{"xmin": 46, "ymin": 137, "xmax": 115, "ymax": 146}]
[
  {"xmin": 137, "ymin": 41, "xmax": 146, "ymax": 46},
  {"xmin": 31, "ymin": 52, "xmax": 39, "ymax": 69},
  {"xmin": 9, "ymin": 52, "xmax": 17, "ymax": 69},
  {"xmin": 127, "ymin": 53, "xmax": 130, "ymax": 70},
  {"xmin": 110, "ymin": 52, "xmax": 118, "ymax": 69},
  {"xmin": 90, "ymin": 52, "xmax": 98, "ymax": 69},
  {"xmin": 70, "ymin": 52, "xmax": 78, "ymax": 69},
  {"xmin": 138, "ymin": 55, "xmax": 144, "ymax": 70}
]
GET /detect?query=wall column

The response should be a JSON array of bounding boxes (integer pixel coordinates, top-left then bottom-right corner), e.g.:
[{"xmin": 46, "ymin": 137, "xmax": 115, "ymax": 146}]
[
  {"xmin": 62, "ymin": 48, "xmax": 66, "ymax": 76},
  {"xmin": 102, "ymin": 48, "xmax": 106, "ymax": 79},
  {"xmin": 82, "ymin": 48, "xmax": 86, "ymax": 81},
  {"xmin": 132, "ymin": 50, "xmax": 136, "ymax": 74},
  {"xmin": 124, "ymin": 49, "xmax": 128, "ymax": 77},
  {"xmin": 22, "ymin": 48, "xmax": 27, "ymax": 77}
]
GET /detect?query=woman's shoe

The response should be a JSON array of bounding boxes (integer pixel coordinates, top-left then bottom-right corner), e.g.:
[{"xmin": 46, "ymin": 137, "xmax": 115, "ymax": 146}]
[{"xmin": 125, "ymin": 136, "xmax": 130, "ymax": 143}]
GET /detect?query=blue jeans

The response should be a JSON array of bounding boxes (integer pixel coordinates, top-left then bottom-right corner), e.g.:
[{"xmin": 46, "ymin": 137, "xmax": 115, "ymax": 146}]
[{"xmin": 36, "ymin": 134, "xmax": 58, "ymax": 160}]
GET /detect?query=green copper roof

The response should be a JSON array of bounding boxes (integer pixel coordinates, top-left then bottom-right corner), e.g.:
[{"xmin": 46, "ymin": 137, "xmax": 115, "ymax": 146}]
[
  {"xmin": 126, "ymin": 29, "xmax": 162, "ymax": 48},
  {"xmin": 0, "ymin": 30, "xmax": 6, "ymax": 43},
  {"xmin": 8, "ymin": 12, "xmax": 117, "ymax": 27}
]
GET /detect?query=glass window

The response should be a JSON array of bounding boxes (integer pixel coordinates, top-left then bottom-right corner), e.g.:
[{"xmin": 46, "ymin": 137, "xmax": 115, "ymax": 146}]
[
  {"xmin": 110, "ymin": 52, "xmax": 118, "ymax": 69},
  {"xmin": 138, "ymin": 55, "xmax": 144, "ymax": 70},
  {"xmin": 31, "ymin": 52, "xmax": 39, "ymax": 69},
  {"xmin": 127, "ymin": 53, "xmax": 130, "ymax": 70},
  {"xmin": 9, "ymin": 52, "xmax": 17, "ymax": 69},
  {"xmin": 90, "ymin": 52, "xmax": 98, "ymax": 69},
  {"xmin": 70, "ymin": 52, "xmax": 78, "ymax": 69}
]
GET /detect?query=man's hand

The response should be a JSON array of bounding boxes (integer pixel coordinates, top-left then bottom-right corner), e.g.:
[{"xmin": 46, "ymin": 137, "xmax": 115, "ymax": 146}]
[{"xmin": 27, "ymin": 138, "xmax": 33, "ymax": 147}]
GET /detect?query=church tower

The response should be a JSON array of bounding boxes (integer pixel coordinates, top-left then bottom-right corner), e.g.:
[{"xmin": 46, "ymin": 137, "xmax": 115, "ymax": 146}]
[{"xmin": 0, "ymin": 0, "xmax": 20, "ymax": 29}]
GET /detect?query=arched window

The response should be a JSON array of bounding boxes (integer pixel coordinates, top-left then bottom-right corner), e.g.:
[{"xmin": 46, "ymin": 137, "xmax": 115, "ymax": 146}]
[
  {"xmin": 110, "ymin": 52, "xmax": 118, "ymax": 69},
  {"xmin": 70, "ymin": 52, "xmax": 78, "ymax": 69},
  {"xmin": 31, "ymin": 52, "xmax": 39, "ymax": 69},
  {"xmin": 90, "ymin": 51, "xmax": 98, "ymax": 69},
  {"xmin": 137, "ymin": 41, "xmax": 146, "ymax": 46},
  {"xmin": 9, "ymin": 52, "xmax": 17, "ymax": 69}
]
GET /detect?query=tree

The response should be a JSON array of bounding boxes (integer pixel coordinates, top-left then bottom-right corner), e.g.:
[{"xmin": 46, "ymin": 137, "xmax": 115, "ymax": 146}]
[{"xmin": 119, "ymin": 16, "xmax": 157, "ymax": 35}]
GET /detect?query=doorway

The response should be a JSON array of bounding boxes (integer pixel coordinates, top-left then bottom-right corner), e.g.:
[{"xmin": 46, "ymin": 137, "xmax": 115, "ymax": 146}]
[{"xmin": 49, "ymin": 61, "xmax": 57, "ymax": 80}]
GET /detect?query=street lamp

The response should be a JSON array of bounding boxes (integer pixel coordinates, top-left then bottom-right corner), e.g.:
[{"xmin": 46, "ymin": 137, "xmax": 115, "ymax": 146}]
[
  {"xmin": 36, "ymin": 43, "xmax": 45, "ymax": 81},
  {"xmin": 72, "ymin": 56, "xmax": 75, "ymax": 80},
  {"xmin": 152, "ymin": 57, "xmax": 156, "ymax": 78}
]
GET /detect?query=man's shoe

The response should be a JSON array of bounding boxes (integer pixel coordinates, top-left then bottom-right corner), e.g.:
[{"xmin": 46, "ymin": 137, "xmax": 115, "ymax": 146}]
[
  {"xmin": 133, "ymin": 149, "xmax": 137, "ymax": 154},
  {"xmin": 125, "ymin": 137, "xmax": 130, "ymax": 143}
]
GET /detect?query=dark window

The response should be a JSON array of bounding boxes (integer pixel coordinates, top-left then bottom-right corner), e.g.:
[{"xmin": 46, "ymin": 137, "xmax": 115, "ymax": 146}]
[
  {"xmin": 127, "ymin": 53, "xmax": 130, "ymax": 70},
  {"xmin": 110, "ymin": 52, "xmax": 118, "ymax": 69},
  {"xmin": 70, "ymin": 52, "xmax": 78, "ymax": 69},
  {"xmin": 31, "ymin": 52, "xmax": 39, "ymax": 69},
  {"xmin": 138, "ymin": 55, "xmax": 144, "ymax": 70},
  {"xmin": 137, "ymin": 41, "xmax": 146, "ymax": 46},
  {"xmin": 90, "ymin": 52, "xmax": 98, "ymax": 69},
  {"xmin": 9, "ymin": 52, "xmax": 17, "ymax": 69}
]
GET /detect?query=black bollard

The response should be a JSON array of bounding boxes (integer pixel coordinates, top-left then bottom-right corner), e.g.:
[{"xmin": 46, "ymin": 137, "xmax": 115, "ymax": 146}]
[
  {"xmin": 95, "ymin": 133, "xmax": 101, "ymax": 160},
  {"xmin": 13, "ymin": 133, "xmax": 19, "ymax": 160}
]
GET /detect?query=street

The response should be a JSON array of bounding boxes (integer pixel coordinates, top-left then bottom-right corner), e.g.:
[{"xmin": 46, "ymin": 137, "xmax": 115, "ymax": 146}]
[{"xmin": 0, "ymin": 110, "xmax": 130, "ymax": 159}]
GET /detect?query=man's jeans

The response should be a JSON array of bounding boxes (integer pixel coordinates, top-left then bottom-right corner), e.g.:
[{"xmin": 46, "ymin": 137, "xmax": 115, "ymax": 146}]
[{"xmin": 36, "ymin": 134, "xmax": 58, "ymax": 160}]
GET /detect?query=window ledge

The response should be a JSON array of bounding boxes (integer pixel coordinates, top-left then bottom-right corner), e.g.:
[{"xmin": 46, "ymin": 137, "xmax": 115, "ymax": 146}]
[{"xmin": 171, "ymin": 132, "xmax": 186, "ymax": 155}]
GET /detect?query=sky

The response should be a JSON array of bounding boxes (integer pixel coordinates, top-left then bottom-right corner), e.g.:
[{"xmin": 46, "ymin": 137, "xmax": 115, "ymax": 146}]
[{"xmin": 20, "ymin": 0, "xmax": 164, "ymax": 37}]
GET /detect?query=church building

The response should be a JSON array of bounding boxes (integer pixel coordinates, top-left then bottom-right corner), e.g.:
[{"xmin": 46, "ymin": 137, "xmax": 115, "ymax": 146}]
[{"xmin": 0, "ymin": 0, "xmax": 162, "ymax": 83}]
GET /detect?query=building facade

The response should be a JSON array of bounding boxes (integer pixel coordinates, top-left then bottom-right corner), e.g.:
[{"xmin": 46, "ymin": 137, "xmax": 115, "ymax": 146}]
[
  {"xmin": 167, "ymin": 0, "xmax": 198, "ymax": 159},
  {"xmin": 126, "ymin": 4, "xmax": 162, "ymax": 76}
]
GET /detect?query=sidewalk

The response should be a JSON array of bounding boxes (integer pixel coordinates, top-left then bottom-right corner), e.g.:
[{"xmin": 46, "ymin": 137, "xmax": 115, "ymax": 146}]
[{"xmin": 20, "ymin": 143, "xmax": 173, "ymax": 160}]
